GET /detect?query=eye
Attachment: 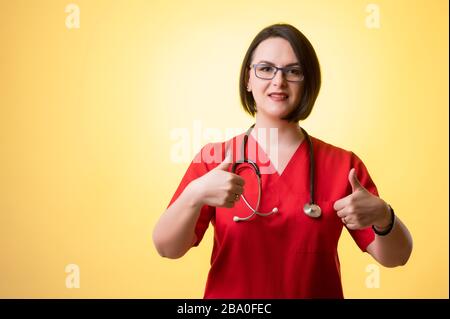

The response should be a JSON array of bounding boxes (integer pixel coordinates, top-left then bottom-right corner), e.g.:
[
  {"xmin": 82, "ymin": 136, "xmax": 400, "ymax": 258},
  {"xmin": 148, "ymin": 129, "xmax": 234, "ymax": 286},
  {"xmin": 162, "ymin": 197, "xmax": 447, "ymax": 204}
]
[
  {"xmin": 288, "ymin": 68, "xmax": 302, "ymax": 75},
  {"xmin": 257, "ymin": 65, "xmax": 274, "ymax": 72}
]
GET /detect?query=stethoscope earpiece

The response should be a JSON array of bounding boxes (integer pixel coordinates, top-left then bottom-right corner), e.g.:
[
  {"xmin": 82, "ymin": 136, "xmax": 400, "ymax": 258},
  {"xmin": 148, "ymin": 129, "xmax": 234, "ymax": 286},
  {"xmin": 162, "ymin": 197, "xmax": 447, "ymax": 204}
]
[{"xmin": 233, "ymin": 207, "xmax": 279, "ymax": 223}]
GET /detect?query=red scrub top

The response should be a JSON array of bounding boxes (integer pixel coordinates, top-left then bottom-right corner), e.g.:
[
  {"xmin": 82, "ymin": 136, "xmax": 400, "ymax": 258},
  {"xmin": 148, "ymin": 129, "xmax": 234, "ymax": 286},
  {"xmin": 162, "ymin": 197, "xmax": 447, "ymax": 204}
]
[{"xmin": 167, "ymin": 131, "xmax": 377, "ymax": 299}]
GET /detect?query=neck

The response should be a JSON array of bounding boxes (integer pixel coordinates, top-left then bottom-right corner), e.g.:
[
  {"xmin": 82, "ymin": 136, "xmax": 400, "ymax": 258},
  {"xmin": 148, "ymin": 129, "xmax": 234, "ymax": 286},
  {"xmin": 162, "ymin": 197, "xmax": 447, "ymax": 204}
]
[{"xmin": 252, "ymin": 114, "xmax": 304, "ymax": 147}]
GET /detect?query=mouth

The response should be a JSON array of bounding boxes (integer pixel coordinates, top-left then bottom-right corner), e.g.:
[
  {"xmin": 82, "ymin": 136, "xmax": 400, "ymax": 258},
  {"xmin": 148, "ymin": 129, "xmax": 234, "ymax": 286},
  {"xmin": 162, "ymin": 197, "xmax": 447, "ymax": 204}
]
[{"xmin": 268, "ymin": 92, "xmax": 289, "ymax": 101}]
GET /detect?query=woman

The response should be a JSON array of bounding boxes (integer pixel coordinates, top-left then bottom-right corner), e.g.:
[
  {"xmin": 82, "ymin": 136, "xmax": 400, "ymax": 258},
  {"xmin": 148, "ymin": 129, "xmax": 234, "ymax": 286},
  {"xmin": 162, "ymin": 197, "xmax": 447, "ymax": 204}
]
[{"xmin": 153, "ymin": 23, "xmax": 413, "ymax": 298}]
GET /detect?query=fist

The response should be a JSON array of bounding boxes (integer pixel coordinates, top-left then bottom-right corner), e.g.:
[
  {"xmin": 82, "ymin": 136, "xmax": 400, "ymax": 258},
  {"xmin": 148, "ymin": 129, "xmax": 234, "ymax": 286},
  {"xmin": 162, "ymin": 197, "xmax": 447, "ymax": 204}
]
[
  {"xmin": 193, "ymin": 154, "xmax": 245, "ymax": 208},
  {"xmin": 333, "ymin": 168, "xmax": 390, "ymax": 230}
]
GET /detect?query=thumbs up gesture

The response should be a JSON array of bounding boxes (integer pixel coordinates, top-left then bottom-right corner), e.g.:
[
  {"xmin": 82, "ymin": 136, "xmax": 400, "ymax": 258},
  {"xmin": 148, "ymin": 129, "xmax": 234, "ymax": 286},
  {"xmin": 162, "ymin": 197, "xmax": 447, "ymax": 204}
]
[
  {"xmin": 333, "ymin": 168, "xmax": 391, "ymax": 230},
  {"xmin": 191, "ymin": 151, "xmax": 245, "ymax": 209}
]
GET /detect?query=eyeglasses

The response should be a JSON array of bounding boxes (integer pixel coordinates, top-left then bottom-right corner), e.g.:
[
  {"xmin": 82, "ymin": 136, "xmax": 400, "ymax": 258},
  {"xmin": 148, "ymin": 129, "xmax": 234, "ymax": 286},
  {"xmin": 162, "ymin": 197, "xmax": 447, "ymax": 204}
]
[{"xmin": 251, "ymin": 63, "xmax": 304, "ymax": 82}]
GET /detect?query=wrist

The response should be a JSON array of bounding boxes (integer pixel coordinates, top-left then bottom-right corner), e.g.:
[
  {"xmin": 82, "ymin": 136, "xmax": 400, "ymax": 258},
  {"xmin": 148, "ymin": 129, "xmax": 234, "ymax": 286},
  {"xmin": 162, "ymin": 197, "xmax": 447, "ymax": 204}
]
[
  {"xmin": 186, "ymin": 179, "xmax": 205, "ymax": 208},
  {"xmin": 372, "ymin": 204, "xmax": 395, "ymax": 236},
  {"xmin": 374, "ymin": 203, "xmax": 392, "ymax": 229}
]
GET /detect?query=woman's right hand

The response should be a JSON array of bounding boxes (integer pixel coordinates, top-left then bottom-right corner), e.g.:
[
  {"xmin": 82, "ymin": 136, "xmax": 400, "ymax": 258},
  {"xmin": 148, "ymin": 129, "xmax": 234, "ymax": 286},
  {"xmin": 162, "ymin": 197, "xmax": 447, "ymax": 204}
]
[{"xmin": 191, "ymin": 155, "xmax": 245, "ymax": 208}]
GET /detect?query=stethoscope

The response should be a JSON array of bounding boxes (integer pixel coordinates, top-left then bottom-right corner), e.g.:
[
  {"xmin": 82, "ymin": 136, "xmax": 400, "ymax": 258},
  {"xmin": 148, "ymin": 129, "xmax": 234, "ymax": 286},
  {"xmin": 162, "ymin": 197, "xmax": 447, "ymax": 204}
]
[{"xmin": 231, "ymin": 124, "xmax": 322, "ymax": 222}]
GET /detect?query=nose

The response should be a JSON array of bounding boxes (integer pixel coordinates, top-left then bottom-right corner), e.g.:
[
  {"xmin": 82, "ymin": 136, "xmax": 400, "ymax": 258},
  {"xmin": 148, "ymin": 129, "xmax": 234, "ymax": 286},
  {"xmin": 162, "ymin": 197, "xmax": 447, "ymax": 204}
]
[{"xmin": 272, "ymin": 69, "xmax": 287, "ymax": 86}]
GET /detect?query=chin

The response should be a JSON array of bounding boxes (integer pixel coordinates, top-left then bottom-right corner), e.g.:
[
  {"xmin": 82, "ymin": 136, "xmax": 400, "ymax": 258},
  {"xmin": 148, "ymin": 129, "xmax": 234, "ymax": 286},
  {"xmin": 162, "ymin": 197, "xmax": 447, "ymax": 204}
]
[{"xmin": 262, "ymin": 105, "xmax": 292, "ymax": 119}]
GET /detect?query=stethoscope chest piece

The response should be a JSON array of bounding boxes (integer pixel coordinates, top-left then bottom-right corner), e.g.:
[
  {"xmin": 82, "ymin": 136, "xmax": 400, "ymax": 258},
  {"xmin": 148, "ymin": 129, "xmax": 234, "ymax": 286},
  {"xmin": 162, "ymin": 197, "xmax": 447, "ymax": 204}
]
[{"xmin": 303, "ymin": 203, "xmax": 322, "ymax": 218}]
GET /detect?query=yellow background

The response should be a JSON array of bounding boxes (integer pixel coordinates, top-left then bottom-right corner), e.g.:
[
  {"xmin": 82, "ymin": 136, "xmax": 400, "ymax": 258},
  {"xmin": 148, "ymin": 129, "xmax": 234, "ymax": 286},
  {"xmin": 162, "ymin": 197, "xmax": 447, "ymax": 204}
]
[{"xmin": 0, "ymin": 0, "xmax": 448, "ymax": 298}]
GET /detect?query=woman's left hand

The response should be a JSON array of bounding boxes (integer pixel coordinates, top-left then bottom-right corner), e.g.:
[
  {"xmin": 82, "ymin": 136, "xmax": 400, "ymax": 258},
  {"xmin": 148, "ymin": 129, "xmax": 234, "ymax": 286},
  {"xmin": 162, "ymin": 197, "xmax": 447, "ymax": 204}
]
[{"xmin": 333, "ymin": 168, "xmax": 391, "ymax": 230}]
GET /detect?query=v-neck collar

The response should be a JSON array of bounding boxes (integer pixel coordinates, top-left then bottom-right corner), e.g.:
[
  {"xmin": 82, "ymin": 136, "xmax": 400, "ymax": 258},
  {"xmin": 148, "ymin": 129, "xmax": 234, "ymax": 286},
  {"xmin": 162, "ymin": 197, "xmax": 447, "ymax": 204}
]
[{"xmin": 247, "ymin": 131, "xmax": 307, "ymax": 179}]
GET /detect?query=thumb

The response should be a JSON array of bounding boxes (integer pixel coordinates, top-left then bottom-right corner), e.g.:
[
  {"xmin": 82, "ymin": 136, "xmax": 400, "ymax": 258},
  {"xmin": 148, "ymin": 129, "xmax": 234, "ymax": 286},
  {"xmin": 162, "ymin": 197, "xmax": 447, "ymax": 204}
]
[
  {"xmin": 349, "ymin": 168, "xmax": 364, "ymax": 193},
  {"xmin": 215, "ymin": 149, "xmax": 233, "ymax": 171}
]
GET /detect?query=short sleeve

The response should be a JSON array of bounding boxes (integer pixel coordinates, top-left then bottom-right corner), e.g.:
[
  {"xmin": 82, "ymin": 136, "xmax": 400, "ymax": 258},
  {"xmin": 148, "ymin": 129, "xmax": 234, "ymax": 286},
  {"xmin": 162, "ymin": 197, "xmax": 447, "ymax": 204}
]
[
  {"xmin": 346, "ymin": 152, "xmax": 377, "ymax": 252},
  {"xmin": 166, "ymin": 144, "xmax": 215, "ymax": 247}
]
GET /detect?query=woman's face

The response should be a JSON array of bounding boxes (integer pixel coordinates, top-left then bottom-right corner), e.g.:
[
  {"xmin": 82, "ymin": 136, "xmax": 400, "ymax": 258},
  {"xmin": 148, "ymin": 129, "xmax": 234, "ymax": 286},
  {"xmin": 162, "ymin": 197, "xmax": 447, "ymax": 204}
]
[{"xmin": 247, "ymin": 37, "xmax": 304, "ymax": 120}]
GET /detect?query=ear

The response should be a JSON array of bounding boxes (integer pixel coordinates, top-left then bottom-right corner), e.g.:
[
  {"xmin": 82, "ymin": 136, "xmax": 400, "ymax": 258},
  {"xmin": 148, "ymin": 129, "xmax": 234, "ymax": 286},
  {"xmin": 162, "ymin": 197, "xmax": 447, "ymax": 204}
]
[{"xmin": 246, "ymin": 71, "xmax": 252, "ymax": 92}]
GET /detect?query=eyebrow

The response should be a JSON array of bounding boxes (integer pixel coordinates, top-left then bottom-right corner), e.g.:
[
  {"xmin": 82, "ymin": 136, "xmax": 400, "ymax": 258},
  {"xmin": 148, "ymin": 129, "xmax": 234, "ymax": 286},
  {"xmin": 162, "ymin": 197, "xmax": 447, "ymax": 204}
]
[{"xmin": 256, "ymin": 60, "xmax": 301, "ymax": 67}]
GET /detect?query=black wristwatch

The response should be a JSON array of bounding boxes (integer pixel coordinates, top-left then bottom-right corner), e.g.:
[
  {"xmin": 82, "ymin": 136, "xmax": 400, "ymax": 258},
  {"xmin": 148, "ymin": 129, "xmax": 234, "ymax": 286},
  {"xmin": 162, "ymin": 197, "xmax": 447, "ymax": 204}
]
[{"xmin": 372, "ymin": 205, "xmax": 395, "ymax": 236}]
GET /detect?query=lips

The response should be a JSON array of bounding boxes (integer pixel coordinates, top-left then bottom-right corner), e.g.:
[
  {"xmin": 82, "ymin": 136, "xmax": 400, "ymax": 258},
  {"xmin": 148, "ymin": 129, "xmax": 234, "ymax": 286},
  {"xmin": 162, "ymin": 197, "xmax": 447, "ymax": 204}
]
[{"xmin": 268, "ymin": 92, "xmax": 289, "ymax": 101}]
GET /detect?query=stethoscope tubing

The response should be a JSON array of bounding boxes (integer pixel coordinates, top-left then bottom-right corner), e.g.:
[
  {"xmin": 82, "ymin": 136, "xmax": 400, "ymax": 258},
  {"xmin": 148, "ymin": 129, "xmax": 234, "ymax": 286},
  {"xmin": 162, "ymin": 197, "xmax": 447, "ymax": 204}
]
[{"xmin": 231, "ymin": 124, "xmax": 321, "ymax": 221}]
